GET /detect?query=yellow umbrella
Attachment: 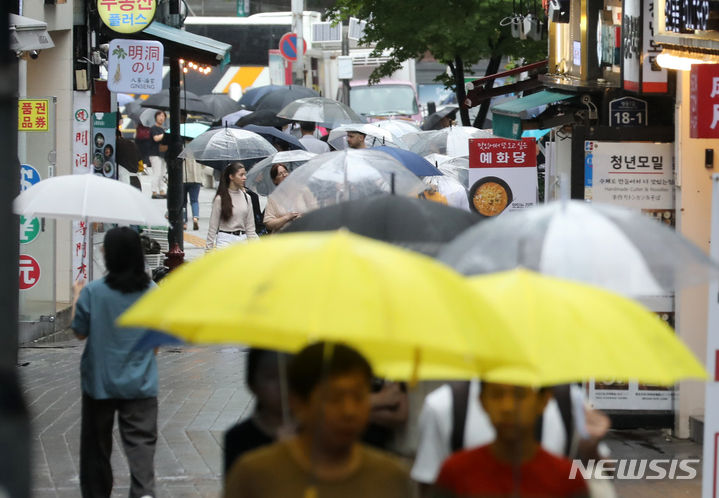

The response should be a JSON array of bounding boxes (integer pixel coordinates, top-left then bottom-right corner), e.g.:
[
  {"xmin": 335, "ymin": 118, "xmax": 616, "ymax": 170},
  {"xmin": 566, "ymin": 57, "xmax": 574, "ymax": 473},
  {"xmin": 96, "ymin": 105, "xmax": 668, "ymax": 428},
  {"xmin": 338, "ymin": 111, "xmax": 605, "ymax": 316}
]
[
  {"xmin": 119, "ymin": 231, "xmax": 529, "ymax": 380},
  {"xmin": 468, "ymin": 269, "xmax": 707, "ymax": 386}
]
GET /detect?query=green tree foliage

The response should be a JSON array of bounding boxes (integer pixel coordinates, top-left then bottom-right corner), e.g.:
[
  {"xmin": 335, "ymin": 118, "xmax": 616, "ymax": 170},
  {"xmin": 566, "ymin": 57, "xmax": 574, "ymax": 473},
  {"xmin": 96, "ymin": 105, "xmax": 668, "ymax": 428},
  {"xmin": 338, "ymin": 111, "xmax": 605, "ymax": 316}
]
[{"xmin": 327, "ymin": 0, "xmax": 547, "ymax": 124}]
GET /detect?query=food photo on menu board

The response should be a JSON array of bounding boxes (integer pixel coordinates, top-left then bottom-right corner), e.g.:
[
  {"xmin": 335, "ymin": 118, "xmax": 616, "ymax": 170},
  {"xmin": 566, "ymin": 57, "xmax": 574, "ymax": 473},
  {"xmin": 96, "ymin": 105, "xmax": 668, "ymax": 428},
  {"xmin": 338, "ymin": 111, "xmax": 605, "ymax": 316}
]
[{"xmin": 467, "ymin": 137, "xmax": 538, "ymax": 217}]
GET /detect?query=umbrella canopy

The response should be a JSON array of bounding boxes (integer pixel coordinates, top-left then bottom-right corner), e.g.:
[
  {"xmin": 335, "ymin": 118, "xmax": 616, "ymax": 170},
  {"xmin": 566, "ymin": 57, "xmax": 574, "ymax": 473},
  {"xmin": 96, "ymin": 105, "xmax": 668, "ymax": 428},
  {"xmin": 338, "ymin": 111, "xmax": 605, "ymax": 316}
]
[
  {"xmin": 141, "ymin": 89, "xmax": 212, "ymax": 116},
  {"xmin": 138, "ymin": 108, "xmax": 170, "ymax": 128},
  {"xmin": 422, "ymin": 175, "xmax": 470, "ymax": 212},
  {"xmin": 241, "ymin": 124, "xmax": 305, "ymax": 151},
  {"xmin": 277, "ymin": 97, "xmax": 365, "ymax": 128},
  {"xmin": 268, "ymin": 149, "xmax": 427, "ymax": 214},
  {"xmin": 246, "ymin": 150, "xmax": 317, "ymax": 196},
  {"xmin": 124, "ymin": 98, "xmax": 145, "ymax": 124},
  {"xmin": 222, "ymin": 109, "xmax": 252, "ymax": 126},
  {"xmin": 179, "ymin": 127, "xmax": 277, "ymax": 165},
  {"xmin": 373, "ymin": 119, "xmax": 421, "ymax": 137},
  {"xmin": 14, "ymin": 174, "xmax": 168, "ymax": 226},
  {"xmin": 421, "ymin": 106, "xmax": 459, "ymax": 131},
  {"xmin": 254, "ymin": 86, "xmax": 320, "ymax": 115},
  {"xmin": 469, "ymin": 269, "xmax": 707, "ymax": 386},
  {"xmin": 179, "ymin": 122, "xmax": 210, "ymax": 139},
  {"xmin": 439, "ymin": 200, "xmax": 719, "ymax": 297},
  {"xmin": 237, "ymin": 84, "xmax": 289, "ymax": 110},
  {"xmin": 374, "ymin": 146, "xmax": 442, "ymax": 177},
  {"xmin": 283, "ymin": 194, "xmax": 479, "ymax": 256},
  {"xmin": 405, "ymin": 126, "xmax": 494, "ymax": 157},
  {"xmin": 327, "ymin": 123, "xmax": 405, "ymax": 150},
  {"xmin": 236, "ymin": 110, "xmax": 292, "ymax": 128},
  {"xmin": 118, "ymin": 231, "xmax": 527, "ymax": 380},
  {"xmin": 200, "ymin": 93, "xmax": 243, "ymax": 121},
  {"xmin": 425, "ymin": 154, "xmax": 470, "ymax": 188}
]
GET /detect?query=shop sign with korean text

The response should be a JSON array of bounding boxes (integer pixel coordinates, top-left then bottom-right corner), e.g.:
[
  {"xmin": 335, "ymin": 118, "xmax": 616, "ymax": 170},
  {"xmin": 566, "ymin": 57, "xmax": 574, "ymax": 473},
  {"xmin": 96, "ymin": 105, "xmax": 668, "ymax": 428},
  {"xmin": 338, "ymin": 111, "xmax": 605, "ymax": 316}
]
[
  {"xmin": 622, "ymin": 0, "xmax": 668, "ymax": 93},
  {"xmin": 107, "ymin": 39, "xmax": 163, "ymax": 94},
  {"xmin": 690, "ymin": 64, "xmax": 719, "ymax": 139},
  {"xmin": 18, "ymin": 99, "xmax": 49, "ymax": 131},
  {"xmin": 468, "ymin": 137, "xmax": 537, "ymax": 216},
  {"xmin": 98, "ymin": 0, "xmax": 156, "ymax": 33},
  {"xmin": 72, "ymin": 92, "xmax": 92, "ymax": 282}
]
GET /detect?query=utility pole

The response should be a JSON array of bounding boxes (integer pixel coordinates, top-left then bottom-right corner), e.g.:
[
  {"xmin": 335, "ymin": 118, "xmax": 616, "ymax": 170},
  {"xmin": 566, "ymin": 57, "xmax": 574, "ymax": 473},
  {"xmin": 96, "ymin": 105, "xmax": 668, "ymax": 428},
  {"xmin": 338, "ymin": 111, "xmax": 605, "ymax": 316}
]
[
  {"xmin": 339, "ymin": 27, "xmax": 351, "ymax": 106},
  {"xmin": 291, "ymin": 0, "xmax": 304, "ymax": 86},
  {"xmin": 165, "ymin": 0, "xmax": 184, "ymax": 269}
]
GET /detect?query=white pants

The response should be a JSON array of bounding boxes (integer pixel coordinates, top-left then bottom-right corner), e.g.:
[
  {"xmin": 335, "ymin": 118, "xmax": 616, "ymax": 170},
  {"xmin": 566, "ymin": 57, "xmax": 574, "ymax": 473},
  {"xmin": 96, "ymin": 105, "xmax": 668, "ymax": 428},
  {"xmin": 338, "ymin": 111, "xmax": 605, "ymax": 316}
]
[
  {"xmin": 149, "ymin": 155, "xmax": 166, "ymax": 194},
  {"xmin": 216, "ymin": 231, "xmax": 247, "ymax": 248}
]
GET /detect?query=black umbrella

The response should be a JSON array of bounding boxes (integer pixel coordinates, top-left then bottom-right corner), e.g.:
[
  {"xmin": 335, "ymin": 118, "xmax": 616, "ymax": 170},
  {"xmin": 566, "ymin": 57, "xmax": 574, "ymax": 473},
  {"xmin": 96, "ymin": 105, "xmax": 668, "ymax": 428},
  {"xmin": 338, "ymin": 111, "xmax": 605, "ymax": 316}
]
[
  {"xmin": 421, "ymin": 106, "xmax": 459, "ymax": 131},
  {"xmin": 241, "ymin": 124, "xmax": 305, "ymax": 151},
  {"xmin": 200, "ymin": 94, "xmax": 243, "ymax": 121},
  {"xmin": 254, "ymin": 86, "xmax": 320, "ymax": 115},
  {"xmin": 282, "ymin": 194, "xmax": 481, "ymax": 256},
  {"xmin": 141, "ymin": 89, "xmax": 212, "ymax": 116},
  {"xmin": 236, "ymin": 110, "xmax": 291, "ymax": 128},
  {"xmin": 237, "ymin": 84, "xmax": 286, "ymax": 110}
]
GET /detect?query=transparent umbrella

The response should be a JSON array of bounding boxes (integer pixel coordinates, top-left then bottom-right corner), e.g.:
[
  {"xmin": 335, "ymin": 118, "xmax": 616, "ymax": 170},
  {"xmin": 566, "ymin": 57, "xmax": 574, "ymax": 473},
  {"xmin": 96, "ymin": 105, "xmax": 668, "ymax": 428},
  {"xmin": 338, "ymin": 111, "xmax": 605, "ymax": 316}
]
[
  {"xmin": 327, "ymin": 123, "xmax": 406, "ymax": 150},
  {"xmin": 277, "ymin": 97, "xmax": 366, "ymax": 128},
  {"xmin": 424, "ymin": 153, "xmax": 470, "ymax": 188},
  {"xmin": 422, "ymin": 175, "xmax": 470, "ymax": 212},
  {"xmin": 246, "ymin": 149, "xmax": 317, "ymax": 196},
  {"xmin": 405, "ymin": 126, "xmax": 494, "ymax": 157},
  {"xmin": 438, "ymin": 200, "xmax": 719, "ymax": 297},
  {"xmin": 373, "ymin": 119, "xmax": 421, "ymax": 137},
  {"xmin": 178, "ymin": 127, "xmax": 277, "ymax": 163},
  {"xmin": 268, "ymin": 149, "xmax": 426, "ymax": 213}
]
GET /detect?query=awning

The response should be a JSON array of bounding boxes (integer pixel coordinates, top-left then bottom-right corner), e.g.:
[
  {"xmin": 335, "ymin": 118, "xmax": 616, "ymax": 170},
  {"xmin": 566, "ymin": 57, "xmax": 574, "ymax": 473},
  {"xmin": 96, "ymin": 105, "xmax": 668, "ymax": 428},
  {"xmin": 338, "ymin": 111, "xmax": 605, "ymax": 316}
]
[
  {"xmin": 9, "ymin": 14, "xmax": 54, "ymax": 52},
  {"xmin": 133, "ymin": 22, "xmax": 231, "ymax": 67},
  {"xmin": 491, "ymin": 90, "xmax": 574, "ymax": 139}
]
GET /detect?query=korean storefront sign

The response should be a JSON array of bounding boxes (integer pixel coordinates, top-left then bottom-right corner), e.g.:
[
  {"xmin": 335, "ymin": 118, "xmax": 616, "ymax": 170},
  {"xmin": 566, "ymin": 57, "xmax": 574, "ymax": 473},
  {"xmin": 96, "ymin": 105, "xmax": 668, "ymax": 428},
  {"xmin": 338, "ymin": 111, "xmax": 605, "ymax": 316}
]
[
  {"xmin": 73, "ymin": 92, "xmax": 92, "ymax": 282},
  {"xmin": 468, "ymin": 138, "xmax": 538, "ymax": 217},
  {"xmin": 585, "ymin": 140, "xmax": 676, "ymax": 410},
  {"xmin": 107, "ymin": 39, "xmax": 163, "ymax": 94},
  {"xmin": 98, "ymin": 0, "xmax": 156, "ymax": 33},
  {"xmin": 690, "ymin": 64, "xmax": 719, "ymax": 139},
  {"xmin": 18, "ymin": 99, "xmax": 49, "ymax": 131},
  {"xmin": 623, "ymin": 0, "xmax": 668, "ymax": 93}
]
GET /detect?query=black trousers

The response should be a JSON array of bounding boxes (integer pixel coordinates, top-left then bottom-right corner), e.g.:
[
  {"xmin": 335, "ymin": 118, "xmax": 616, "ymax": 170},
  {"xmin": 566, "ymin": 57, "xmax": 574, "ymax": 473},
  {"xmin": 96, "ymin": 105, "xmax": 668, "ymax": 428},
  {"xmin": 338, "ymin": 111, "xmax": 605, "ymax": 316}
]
[{"xmin": 80, "ymin": 393, "xmax": 158, "ymax": 498}]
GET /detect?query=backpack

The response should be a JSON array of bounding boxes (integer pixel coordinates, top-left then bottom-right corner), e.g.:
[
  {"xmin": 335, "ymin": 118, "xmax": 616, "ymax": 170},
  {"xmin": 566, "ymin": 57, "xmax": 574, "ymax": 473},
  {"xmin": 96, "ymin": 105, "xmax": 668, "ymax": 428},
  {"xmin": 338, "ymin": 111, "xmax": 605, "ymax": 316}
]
[
  {"xmin": 135, "ymin": 124, "xmax": 151, "ymax": 141},
  {"xmin": 450, "ymin": 382, "xmax": 575, "ymax": 456}
]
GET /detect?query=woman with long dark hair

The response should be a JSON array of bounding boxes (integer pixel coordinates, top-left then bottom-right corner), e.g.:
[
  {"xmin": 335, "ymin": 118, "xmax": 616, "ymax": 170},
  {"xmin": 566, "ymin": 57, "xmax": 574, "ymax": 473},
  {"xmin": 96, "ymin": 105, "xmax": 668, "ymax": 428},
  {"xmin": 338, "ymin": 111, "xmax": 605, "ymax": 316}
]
[
  {"xmin": 70, "ymin": 226, "xmax": 158, "ymax": 498},
  {"xmin": 206, "ymin": 162, "xmax": 258, "ymax": 250}
]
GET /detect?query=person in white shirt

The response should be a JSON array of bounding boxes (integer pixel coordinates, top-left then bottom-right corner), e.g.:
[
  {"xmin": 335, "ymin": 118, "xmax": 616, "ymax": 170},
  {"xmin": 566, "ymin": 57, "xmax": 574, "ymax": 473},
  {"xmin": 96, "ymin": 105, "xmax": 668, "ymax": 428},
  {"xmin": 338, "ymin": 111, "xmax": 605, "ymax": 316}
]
[
  {"xmin": 206, "ymin": 162, "xmax": 258, "ymax": 250},
  {"xmin": 411, "ymin": 379, "xmax": 609, "ymax": 497},
  {"xmin": 298, "ymin": 121, "xmax": 330, "ymax": 154}
]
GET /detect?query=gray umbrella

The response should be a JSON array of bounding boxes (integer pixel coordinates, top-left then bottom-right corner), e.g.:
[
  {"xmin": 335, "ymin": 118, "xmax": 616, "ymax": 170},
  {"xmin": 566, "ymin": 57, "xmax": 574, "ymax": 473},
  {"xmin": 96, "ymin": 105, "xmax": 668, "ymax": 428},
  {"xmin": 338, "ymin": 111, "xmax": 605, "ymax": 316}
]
[
  {"xmin": 179, "ymin": 127, "xmax": 277, "ymax": 163},
  {"xmin": 277, "ymin": 97, "xmax": 366, "ymax": 128},
  {"xmin": 141, "ymin": 89, "xmax": 212, "ymax": 116}
]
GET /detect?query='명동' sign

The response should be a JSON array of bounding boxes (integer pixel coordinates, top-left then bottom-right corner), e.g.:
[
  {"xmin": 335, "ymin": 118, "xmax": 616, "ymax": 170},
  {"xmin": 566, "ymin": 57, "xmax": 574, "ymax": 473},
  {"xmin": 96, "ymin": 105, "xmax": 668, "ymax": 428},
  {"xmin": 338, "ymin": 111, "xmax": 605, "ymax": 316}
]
[
  {"xmin": 107, "ymin": 39, "xmax": 163, "ymax": 94},
  {"xmin": 98, "ymin": 0, "xmax": 156, "ymax": 34}
]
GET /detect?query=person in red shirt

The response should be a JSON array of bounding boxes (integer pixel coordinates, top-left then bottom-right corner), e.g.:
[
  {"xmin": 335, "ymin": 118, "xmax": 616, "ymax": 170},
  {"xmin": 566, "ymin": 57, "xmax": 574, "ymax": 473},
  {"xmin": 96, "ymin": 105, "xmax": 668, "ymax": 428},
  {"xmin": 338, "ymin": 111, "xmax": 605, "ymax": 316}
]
[{"xmin": 433, "ymin": 382, "xmax": 589, "ymax": 498}]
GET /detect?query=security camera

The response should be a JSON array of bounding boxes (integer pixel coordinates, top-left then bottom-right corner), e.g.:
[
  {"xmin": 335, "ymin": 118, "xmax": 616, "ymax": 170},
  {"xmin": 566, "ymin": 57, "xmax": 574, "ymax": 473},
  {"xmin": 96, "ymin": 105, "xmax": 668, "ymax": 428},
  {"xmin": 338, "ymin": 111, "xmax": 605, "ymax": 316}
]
[{"xmin": 29, "ymin": 50, "xmax": 39, "ymax": 59}]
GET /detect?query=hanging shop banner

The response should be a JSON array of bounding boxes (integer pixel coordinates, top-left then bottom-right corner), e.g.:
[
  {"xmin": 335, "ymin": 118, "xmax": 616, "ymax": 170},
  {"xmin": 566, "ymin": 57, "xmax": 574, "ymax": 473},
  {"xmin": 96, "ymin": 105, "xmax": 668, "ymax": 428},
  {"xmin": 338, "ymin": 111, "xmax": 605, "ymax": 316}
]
[
  {"xmin": 98, "ymin": 0, "xmax": 156, "ymax": 34},
  {"xmin": 623, "ymin": 0, "xmax": 668, "ymax": 93},
  {"xmin": 107, "ymin": 39, "xmax": 163, "ymax": 94},
  {"xmin": 18, "ymin": 98, "xmax": 49, "ymax": 131},
  {"xmin": 73, "ymin": 92, "xmax": 92, "ymax": 283},
  {"xmin": 585, "ymin": 140, "xmax": 676, "ymax": 411},
  {"xmin": 690, "ymin": 64, "xmax": 719, "ymax": 139},
  {"xmin": 468, "ymin": 137, "xmax": 538, "ymax": 217},
  {"xmin": 92, "ymin": 112, "xmax": 117, "ymax": 179}
]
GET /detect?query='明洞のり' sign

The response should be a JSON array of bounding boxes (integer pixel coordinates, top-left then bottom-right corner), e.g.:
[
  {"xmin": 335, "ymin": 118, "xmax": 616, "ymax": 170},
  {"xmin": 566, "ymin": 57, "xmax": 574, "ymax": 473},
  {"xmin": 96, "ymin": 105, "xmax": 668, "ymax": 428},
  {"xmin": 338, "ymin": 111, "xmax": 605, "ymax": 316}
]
[
  {"xmin": 98, "ymin": 0, "xmax": 156, "ymax": 33},
  {"xmin": 107, "ymin": 39, "xmax": 163, "ymax": 94},
  {"xmin": 18, "ymin": 99, "xmax": 49, "ymax": 131}
]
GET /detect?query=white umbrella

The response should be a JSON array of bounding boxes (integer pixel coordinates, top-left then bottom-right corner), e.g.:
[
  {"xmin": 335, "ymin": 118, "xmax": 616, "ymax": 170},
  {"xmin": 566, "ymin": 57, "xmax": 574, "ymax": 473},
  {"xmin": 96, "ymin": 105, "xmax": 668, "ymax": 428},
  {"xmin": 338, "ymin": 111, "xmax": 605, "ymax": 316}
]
[
  {"xmin": 277, "ymin": 97, "xmax": 365, "ymax": 128},
  {"xmin": 424, "ymin": 153, "xmax": 470, "ymax": 188},
  {"xmin": 14, "ymin": 174, "xmax": 168, "ymax": 226},
  {"xmin": 222, "ymin": 109, "xmax": 252, "ymax": 126},
  {"xmin": 178, "ymin": 127, "xmax": 277, "ymax": 163},
  {"xmin": 438, "ymin": 200, "xmax": 719, "ymax": 297},
  {"xmin": 327, "ymin": 123, "xmax": 405, "ymax": 150},
  {"xmin": 422, "ymin": 175, "xmax": 470, "ymax": 212},
  {"xmin": 373, "ymin": 119, "xmax": 421, "ymax": 137},
  {"xmin": 269, "ymin": 149, "xmax": 426, "ymax": 213},
  {"xmin": 405, "ymin": 126, "xmax": 494, "ymax": 157},
  {"xmin": 246, "ymin": 150, "xmax": 317, "ymax": 196}
]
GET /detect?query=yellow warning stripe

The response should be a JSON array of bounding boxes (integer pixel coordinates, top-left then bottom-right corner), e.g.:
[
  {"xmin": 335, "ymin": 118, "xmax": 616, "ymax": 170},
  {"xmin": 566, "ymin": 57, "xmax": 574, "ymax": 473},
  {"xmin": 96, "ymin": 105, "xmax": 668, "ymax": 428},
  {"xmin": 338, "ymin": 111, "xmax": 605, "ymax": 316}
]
[{"xmin": 183, "ymin": 232, "xmax": 206, "ymax": 248}]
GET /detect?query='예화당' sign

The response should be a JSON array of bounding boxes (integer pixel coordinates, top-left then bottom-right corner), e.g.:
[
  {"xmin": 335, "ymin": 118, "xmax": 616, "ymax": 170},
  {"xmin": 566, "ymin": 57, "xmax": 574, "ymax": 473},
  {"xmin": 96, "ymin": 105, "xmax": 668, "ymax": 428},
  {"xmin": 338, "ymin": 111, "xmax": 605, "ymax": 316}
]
[
  {"xmin": 468, "ymin": 137, "xmax": 538, "ymax": 217},
  {"xmin": 690, "ymin": 64, "xmax": 719, "ymax": 138},
  {"xmin": 107, "ymin": 39, "xmax": 163, "ymax": 94},
  {"xmin": 98, "ymin": 0, "xmax": 156, "ymax": 34},
  {"xmin": 18, "ymin": 99, "xmax": 49, "ymax": 131}
]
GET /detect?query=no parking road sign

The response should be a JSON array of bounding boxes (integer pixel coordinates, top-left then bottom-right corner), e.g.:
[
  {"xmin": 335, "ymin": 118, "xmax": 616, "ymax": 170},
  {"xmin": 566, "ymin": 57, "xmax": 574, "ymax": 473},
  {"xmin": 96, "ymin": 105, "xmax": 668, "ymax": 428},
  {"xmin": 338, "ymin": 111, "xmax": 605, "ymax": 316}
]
[{"xmin": 279, "ymin": 32, "xmax": 307, "ymax": 62}]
